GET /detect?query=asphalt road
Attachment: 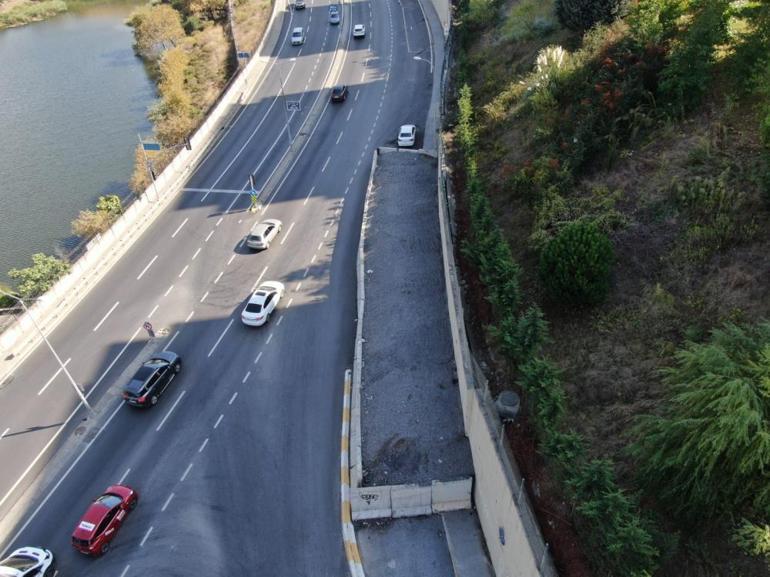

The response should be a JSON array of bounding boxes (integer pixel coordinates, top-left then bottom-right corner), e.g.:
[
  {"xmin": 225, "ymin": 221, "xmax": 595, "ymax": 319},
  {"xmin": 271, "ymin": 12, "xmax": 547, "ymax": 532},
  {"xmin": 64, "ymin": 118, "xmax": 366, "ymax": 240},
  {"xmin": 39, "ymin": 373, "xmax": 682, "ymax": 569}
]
[{"xmin": 0, "ymin": 0, "xmax": 433, "ymax": 573}]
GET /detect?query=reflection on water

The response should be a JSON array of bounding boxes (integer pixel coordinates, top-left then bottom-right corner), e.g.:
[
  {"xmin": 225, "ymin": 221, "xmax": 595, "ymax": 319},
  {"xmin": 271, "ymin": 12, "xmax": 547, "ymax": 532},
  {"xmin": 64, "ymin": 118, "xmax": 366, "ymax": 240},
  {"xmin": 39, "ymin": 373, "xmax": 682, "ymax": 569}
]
[{"xmin": 0, "ymin": 1, "xmax": 155, "ymax": 283}]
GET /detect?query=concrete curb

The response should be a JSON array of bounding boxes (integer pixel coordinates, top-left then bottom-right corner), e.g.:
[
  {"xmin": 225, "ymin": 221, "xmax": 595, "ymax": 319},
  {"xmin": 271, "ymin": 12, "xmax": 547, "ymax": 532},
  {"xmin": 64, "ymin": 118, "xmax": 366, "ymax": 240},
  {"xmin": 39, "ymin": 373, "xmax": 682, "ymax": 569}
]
[
  {"xmin": 0, "ymin": 0, "xmax": 287, "ymax": 387},
  {"xmin": 350, "ymin": 146, "xmax": 379, "ymax": 489},
  {"xmin": 341, "ymin": 369, "xmax": 365, "ymax": 577},
  {"xmin": 350, "ymin": 478, "xmax": 472, "ymax": 521}
]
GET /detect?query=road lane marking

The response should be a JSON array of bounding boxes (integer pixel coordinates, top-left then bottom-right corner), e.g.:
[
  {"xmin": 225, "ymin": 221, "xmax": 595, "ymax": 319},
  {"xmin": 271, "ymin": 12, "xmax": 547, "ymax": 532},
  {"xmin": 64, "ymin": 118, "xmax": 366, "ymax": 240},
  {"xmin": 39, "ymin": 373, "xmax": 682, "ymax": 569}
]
[
  {"xmin": 164, "ymin": 284, "xmax": 174, "ymax": 297},
  {"xmin": 0, "ymin": 400, "xmax": 125, "ymax": 557},
  {"xmin": 280, "ymin": 222, "xmax": 296, "ymax": 245},
  {"xmin": 346, "ymin": 109, "xmax": 353, "ymax": 121},
  {"xmin": 227, "ymin": 254, "xmax": 236, "ymax": 265},
  {"xmin": 303, "ymin": 267, "xmax": 309, "ymax": 278},
  {"xmin": 214, "ymin": 414, "xmax": 224, "ymax": 429},
  {"xmin": 171, "ymin": 218, "xmax": 189, "ymax": 238},
  {"xmin": 214, "ymin": 271, "xmax": 223, "ymax": 284},
  {"xmin": 200, "ymin": 291, "xmax": 209, "ymax": 303},
  {"xmin": 161, "ymin": 493, "xmax": 175, "ymax": 512},
  {"xmin": 254, "ymin": 351, "xmax": 263, "ymax": 365},
  {"xmin": 251, "ymin": 266, "xmax": 269, "ymax": 293},
  {"xmin": 336, "ymin": 131, "xmax": 343, "ymax": 145},
  {"xmin": 295, "ymin": 282, "xmax": 302, "ymax": 292},
  {"xmin": 303, "ymin": 186, "xmax": 316, "ymax": 205},
  {"xmin": 199, "ymin": 437, "xmax": 209, "ymax": 453},
  {"xmin": 207, "ymin": 319, "xmax": 234, "ymax": 357},
  {"xmin": 355, "ymin": 89, "xmax": 359, "ymax": 101},
  {"xmin": 178, "ymin": 265, "xmax": 189, "ymax": 278},
  {"xmin": 118, "ymin": 468, "xmax": 131, "ymax": 484},
  {"xmin": 324, "ymin": 230, "xmax": 329, "ymax": 238},
  {"xmin": 119, "ymin": 565, "xmax": 130, "ymax": 577},
  {"xmin": 321, "ymin": 156, "xmax": 331, "ymax": 172},
  {"xmin": 136, "ymin": 255, "xmax": 158, "ymax": 280},
  {"xmin": 266, "ymin": 333, "xmax": 274, "ymax": 344},
  {"xmin": 229, "ymin": 392, "xmax": 238, "ymax": 405},
  {"xmin": 242, "ymin": 371, "xmax": 251, "ymax": 383},
  {"xmin": 317, "ymin": 242, "xmax": 324, "ymax": 251},
  {"xmin": 92, "ymin": 326, "xmax": 142, "ymax": 391},
  {"xmin": 286, "ymin": 298, "xmax": 294, "ymax": 309},
  {"xmin": 344, "ymin": 186, "xmax": 349, "ymax": 196},
  {"xmin": 216, "ymin": 217, "xmax": 224, "ymax": 227},
  {"xmin": 93, "ymin": 301, "xmax": 119, "ymax": 332},
  {"xmin": 0, "ymin": 428, "xmax": 9, "ymax": 439},
  {"xmin": 164, "ymin": 331, "xmax": 180, "ymax": 351},
  {"xmin": 276, "ymin": 316, "xmax": 283, "ymax": 326},
  {"xmin": 38, "ymin": 358, "xmax": 71, "ymax": 396},
  {"xmin": 148, "ymin": 304, "xmax": 159, "ymax": 318},
  {"xmin": 156, "ymin": 390, "xmax": 187, "ymax": 432},
  {"xmin": 185, "ymin": 311, "xmax": 195, "ymax": 323},
  {"xmin": 140, "ymin": 526, "xmax": 153, "ymax": 547},
  {"xmin": 192, "ymin": 247, "xmax": 202, "ymax": 260},
  {"xmin": 180, "ymin": 463, "xmax": 193, "ymax": 482},
  {"xmin": 205, "ymin": 230, "xmax": 215, "ymax": 242},
  {"xmin": 311, "ymin": 254, "xmax": 318, "ymax": 264}
]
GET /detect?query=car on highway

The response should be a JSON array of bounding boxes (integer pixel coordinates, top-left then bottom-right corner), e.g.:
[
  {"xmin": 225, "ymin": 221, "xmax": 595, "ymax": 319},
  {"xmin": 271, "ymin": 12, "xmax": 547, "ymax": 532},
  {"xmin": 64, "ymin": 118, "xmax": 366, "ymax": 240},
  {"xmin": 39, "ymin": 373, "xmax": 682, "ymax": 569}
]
[
  {"xmin": 291, "ymin": 27, "xmax": 305, "ymax": 45},
  {"xmin": 72, "ymin": 485, "xmax": 138, "ymax": 556},
  {"xmin": 0, "ymin": 547, "xmax": 55, "ymax": 577},
  {"xmin": 353, "ymin": 24, "xmax": 366, "ymax": 38},
  {"xmin": 397, "ymin": 124, "xmax": 417, "ymax": 147},
  {"xmin": 328, "ymin": 4, "xmax": 340, "ymax": 24},
  {"xmin": 246, "ymin": 219, "xmax": 282, "ymax": 250},
  {"xmin": 122, "ymin": 351, "xmax": 182, "ymax": 407},
  {"xmin": 241, "ymin": 282, "xmax": 285, "ymax": 326},
  {"xmin": 293, "ymin": 0, "xmax": 305, "ymax": 9},
  {"xmin": 331, "ymin": 85, "xmax": 348, "ymax": 103}
]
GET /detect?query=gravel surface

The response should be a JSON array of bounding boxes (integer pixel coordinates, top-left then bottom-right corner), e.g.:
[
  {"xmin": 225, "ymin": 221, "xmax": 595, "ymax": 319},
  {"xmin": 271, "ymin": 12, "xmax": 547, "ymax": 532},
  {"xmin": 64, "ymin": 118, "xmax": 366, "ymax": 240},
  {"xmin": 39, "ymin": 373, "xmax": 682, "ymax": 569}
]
[{"xmin": 360, "ymin": 150, "xmax": 472, "ymax": 486}]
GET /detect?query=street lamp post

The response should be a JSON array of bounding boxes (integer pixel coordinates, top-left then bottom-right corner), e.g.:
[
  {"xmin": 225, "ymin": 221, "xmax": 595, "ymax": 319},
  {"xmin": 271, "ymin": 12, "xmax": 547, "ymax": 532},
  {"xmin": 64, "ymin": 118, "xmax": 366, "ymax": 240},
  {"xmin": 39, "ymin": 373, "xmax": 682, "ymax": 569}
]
[{"xmin": 0, "ymin": 289, "xmax": 92, "ymax": 411}]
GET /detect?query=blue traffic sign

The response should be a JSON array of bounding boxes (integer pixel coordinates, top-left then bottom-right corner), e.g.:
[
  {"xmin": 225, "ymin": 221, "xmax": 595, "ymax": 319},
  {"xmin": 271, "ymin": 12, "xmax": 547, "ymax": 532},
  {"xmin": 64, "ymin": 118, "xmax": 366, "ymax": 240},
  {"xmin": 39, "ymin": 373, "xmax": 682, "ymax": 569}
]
[
  {"xmin": 237, "ymin": 51, "xmax": 251, "ymax": 59},
  {"xmin": 142, "ymin": 142, "xmax": 161, "ymax": 152}
]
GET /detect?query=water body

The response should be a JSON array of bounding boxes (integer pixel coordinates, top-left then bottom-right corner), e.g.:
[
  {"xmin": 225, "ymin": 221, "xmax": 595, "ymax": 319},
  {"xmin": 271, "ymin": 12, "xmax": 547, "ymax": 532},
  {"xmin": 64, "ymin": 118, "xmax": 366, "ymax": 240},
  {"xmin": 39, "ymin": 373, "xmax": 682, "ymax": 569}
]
[{"xmin": 0, "ymin": 1, "xmax": 155, "ymax": 284}]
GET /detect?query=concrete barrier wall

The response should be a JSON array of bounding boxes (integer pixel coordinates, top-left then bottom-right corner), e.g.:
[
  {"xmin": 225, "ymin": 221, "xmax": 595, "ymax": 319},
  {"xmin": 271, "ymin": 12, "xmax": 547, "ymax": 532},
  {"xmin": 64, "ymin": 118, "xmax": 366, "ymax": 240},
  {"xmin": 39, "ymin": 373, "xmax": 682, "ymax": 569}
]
[
  {"xmin": 351, "ymin": 478, "xmax": 472, "ymax": 521},
  {"xmin": 0, "ymin": 0, "xmax": 284, "ymax": 377}
]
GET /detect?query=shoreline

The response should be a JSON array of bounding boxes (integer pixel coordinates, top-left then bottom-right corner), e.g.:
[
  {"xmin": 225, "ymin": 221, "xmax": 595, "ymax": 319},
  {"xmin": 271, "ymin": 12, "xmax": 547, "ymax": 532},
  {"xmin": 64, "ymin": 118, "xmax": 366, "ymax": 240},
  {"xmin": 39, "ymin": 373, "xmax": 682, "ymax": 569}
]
[{"xmin": 0, "ymin": 0, "xmax": 68, "ymax": 30}]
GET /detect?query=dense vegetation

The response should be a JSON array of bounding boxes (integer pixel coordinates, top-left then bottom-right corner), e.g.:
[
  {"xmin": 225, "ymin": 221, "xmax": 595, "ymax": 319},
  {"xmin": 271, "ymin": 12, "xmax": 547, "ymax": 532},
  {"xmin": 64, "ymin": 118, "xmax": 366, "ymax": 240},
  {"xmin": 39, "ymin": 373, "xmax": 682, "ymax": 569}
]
[
  {"xmin": 451, "ymin": 0, "xmax": 770, "ymax": 575},
  {"xmin": 0, "ymin": 0, "xmax": 66, "ymax": 30}
]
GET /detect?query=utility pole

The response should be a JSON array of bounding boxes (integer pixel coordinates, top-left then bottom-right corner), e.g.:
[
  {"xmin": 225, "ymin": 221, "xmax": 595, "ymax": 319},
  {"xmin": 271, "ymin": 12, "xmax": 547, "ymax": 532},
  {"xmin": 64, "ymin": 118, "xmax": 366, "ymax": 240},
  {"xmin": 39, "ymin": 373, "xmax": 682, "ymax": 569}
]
[
  {"xmin": 137, "ymin": 134, "xmax": 161, "ymax": 202},
  {"xmin": 0, "ymin": 289, "xmax": 92, "ymax": 411}
]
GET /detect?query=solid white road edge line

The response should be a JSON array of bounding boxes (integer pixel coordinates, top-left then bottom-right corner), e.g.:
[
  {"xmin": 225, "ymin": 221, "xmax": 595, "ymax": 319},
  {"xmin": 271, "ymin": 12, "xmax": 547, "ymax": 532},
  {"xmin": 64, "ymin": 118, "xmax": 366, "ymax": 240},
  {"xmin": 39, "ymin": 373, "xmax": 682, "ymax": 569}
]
[
  {"xmin": 37, "ymin": 358, "xmax": 71, "ymax": 396},
  {"xmin": 156, "ymin": 390, "xmax": 187, "ymax": 432},
  {"xmin": 207, "ymin": 319, "xmax": 234, "ymax": 358},
  {"xmin": 92, "ymin": 301, "xmax": 119, "ymax": 332},
  {"xmin": 136, "ymin": 255, "xmax": 158, "ymax": 281}
]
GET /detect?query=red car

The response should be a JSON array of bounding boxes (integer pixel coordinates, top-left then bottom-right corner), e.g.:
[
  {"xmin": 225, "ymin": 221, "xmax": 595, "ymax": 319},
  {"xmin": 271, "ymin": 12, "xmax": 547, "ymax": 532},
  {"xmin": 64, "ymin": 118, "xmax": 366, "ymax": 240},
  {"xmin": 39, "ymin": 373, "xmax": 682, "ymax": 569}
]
[{"xmin": 71, "ymin": 484, "xmax": 138, "ymax": 556}]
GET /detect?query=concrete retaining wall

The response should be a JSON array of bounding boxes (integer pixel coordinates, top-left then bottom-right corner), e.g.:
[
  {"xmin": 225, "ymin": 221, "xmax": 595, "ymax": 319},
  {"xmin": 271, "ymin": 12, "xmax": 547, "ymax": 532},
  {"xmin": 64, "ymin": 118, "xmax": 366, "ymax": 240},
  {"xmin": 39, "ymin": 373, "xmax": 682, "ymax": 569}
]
[
  {"xmin": 351, "ymin": 478, "xmax": 472, "ymax": 521},
  {"xmin": 0, "ymin": 0, "xmax": 285, "ymax": 381}
]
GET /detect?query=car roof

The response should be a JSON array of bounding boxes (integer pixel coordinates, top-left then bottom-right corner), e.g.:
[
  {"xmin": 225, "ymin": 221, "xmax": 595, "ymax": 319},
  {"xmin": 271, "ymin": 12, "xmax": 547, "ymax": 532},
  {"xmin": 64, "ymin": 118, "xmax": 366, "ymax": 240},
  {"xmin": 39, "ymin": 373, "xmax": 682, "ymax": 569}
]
[
  {"xmin": 73, "ymin": 501, "xmax": 110, "ymax": 538},
  {"xmin": 333, "ymin": 85, "xmax": 346, "ymax": 92},
  {"xmin": 400, "ymin": 124, "xmax": 415, "ymax": 132},
  {"xmin": 292, "ymin": 27, "xmax": 303, "ymax": 33},
  {"xmin": 354, "ymin": 24, "xmax": 364, "ymax": 28}
]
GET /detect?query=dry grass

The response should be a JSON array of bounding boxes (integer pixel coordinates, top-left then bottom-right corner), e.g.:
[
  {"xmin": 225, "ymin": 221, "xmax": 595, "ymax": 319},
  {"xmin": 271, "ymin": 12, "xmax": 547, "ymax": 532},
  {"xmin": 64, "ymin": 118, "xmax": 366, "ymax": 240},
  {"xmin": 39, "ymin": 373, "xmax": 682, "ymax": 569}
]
[{"xmin": 233, "ymin": 0, "xmax": 272, "ymax": 54}]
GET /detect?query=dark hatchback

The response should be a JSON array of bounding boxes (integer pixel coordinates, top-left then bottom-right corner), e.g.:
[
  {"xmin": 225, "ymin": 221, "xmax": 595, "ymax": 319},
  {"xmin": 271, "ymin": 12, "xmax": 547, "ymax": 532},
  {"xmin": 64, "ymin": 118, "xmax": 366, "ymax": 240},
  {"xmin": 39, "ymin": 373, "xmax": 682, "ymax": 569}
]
[
  {"xmin": 331, "ymin": 85, "xmax": 348, "ymax": 102},
  {"xmin": 122, "ymin": 351, "xmax": 181, "ymax": 407}
]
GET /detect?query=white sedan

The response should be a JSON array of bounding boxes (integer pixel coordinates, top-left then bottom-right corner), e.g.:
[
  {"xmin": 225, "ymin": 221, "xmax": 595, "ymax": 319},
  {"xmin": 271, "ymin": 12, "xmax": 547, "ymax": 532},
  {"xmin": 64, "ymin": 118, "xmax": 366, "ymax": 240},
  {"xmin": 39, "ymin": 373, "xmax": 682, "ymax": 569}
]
[
  {"xmin": 0, "ymin": 547, "xmax": 55, "ymax": 577},
  {"xmin": 241, "ymin": 281, "xmax": 285, "ymax": 326},
  {"xmin": 353, "ymin": 24, "xmax": 366, "ymax": 38},
  {"xmin": 397, "ymin": 124, "xmax": 416, "ymax": 147}
]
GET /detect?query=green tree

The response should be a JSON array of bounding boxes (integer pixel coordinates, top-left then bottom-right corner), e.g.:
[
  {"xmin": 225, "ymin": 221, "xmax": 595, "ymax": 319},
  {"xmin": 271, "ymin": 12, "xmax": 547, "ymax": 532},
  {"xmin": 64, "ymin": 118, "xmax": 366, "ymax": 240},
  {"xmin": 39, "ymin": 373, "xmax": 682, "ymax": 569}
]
[
  {"xmin": 631, "ymin": 321, "xmax": 770, "ymax": 520},
  {"xmin": 491, "ymin": 306, "xmax": 549, "ymax": 365},
  {"xmin": 539, "ymin": 220, "xmax": 614, "ymax": 306},
  {"xmin": 96, "ymin": 195, "xmax": 123, "ymax": 217},
  {"xmin": 128, "ymin": 4, "xmax": 185, "ymax": 62},
  {"xmin": 8, "ymin": 253, "xmax": 70, "ymax": 299},
  {"xmin": 555, "ymin": 0, "xmax": 628, "ymax": 31}
]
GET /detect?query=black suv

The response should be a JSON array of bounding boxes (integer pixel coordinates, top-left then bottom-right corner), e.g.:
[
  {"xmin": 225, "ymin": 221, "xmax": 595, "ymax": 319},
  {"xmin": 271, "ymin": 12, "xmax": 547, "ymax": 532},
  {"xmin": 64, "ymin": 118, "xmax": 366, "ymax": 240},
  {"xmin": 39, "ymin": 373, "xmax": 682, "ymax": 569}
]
[
  {"xmin": 331, "ymin": 85, "xmax": 348, "ymax": 102},
  {"xmin": 122, "ymin": 351, "xmax": 181, "ymax": 407}
]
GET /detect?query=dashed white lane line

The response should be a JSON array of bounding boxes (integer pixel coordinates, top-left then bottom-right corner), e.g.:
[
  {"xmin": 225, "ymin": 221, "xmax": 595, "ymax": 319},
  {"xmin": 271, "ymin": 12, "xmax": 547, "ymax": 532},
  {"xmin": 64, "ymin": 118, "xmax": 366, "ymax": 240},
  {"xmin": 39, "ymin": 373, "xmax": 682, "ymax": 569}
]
[
  {"xmin": 207, "ymin": 319, "xmax": 234, "ymax": 358},
  {"xmin": 93, "ymin": 301, "xmax": 119, "ymax": 332},
  {"xmin": 355, "ymin": 89, "xmax": 360, "ymax": 101},
  {"xmin": 178, "ymin": 265, "xmax": 189, "ymax": 278},
  {"xmin": 344, "ymin": 186, "xmax": 349, "ymax": 196},
  {"xmin": 205, "ymin": 230, "xmax": 215, "ymax": 242},
  {"xmin": 164, "ymin": 284, "xmax": 174, "ymax": 297},
  {"xmin": 192, "ymin": 247, "xmax": 202, "ymax": 260},
  {"xmin": 324, "ymin": 230, "xmax": 329, "ymax": 238},
  {"xmin": 214, "ymin": 414, "xmax": 224, "ymax": 429},
  {"xmin": 171, "ymin": 218, "xmax": 189, "ymax": 238},
  {"xmin": 164, "ymin": 330, "xmax": 180, "ymax": 352},
  {"xmin": 140, "ymin": 526, "xmax": 154, "ymax": 547},
  {"xmin": 311, "ymin": 254, "xmax": 318, "ymax": 264},
  {"xmin": 119, "ymin": 565, "xmax": 130, "ymax": 577},
  {"xmin": 266, "ymin": 333, "xmax": 274, "ymax": 345},
  {"xmin": 360, "ymin": 71, "xmax": 365, "ymax": 82},
  {"xmin": 295, "ymin": 281, "xmax": 303, "ymax": 292},
  {"xmin": 118, "ymin": 468, "xmax": 131, "ymax": 484},
  {"xmin": 214, "ymin": 271, "xmax": 223, "ymax": 284},
  {"xmin": 317, "ymin": 241, "xmax": 324, "ymax": 251},
  {"xmin": 216, "ymin": 217, "xmax": 224, "ymax": 227},
  {"xmin": 199, "ymin": 437, "xmax": 209, "ymax": 453},
  {"xmin": 229, "ymin": 392, "xmax": 238, "ymax": 405},
  {"xmin": 276, "ymin": 316, "xmax": 284, "ymax": 326},
  {"xmin": 180, "ymin": 463, "xmax": 193, "ymax": 482},
  {"xmin": 136, "ymin": 255, "xmax": 158, "ymax": 280},
  {"xmin": 200, "ymin": 291, "xmax": 209, "ymax": 303},
  {"xmin": 156, "ymin": 390, "xmax": 187, "ymax": 432},
  {"xmin": 148, "ymin": 304, "xmax": 159, "ymax": 319},
  {"xmin": 280, "ymin": 222, "xmax": 296, "ymax": 245},
  {"xmin": 346, "ymin": 109, "xmax": 353, "ymax": 121},
  {"xmin": 336, "ymin": 131, "xmax": 344, "ymax": 145},
  {"xmin": 349, "ymin": 176, "xmax": 354, "ymax": 185},
  {"xmin": 251, "ymin": 266, "xmax": 269, "ymax": 293},
  {"xmin": 227, "ymin": 254, "xmax": 236, "ymax": 265},
  {"xmin": 38, "ymin": 358, "xmax": 72, "ymax": 396},
  {"xmin": 0, "ymin": 428, "xmax": 9, "ymax": 439},
  {"xmin": 161, "ymin": 492, "xmax": 175, "ymax": 512},
  {"xmin": 241, "ymin": 371, "xmax": 251, "ymax": 384},
  {"xmin": 254, "ymin": 351, "xmax": 263, "ymax": 365},
  {"xmin": 185, "ymin": 311, "xmax": 195, "ymax": 323},
  {"xmin": 321, "ymin": 156, "xmax": 331, "ymax": 172},
  {"xmin": 286, "ymin": 298, "xmax": 294, "ymax": 308},
  {"xmin": 303, "ymin": 267, "xmax": 310, "ymax": 278},
  {"xmin": 303, "ymin": 186, "xmax": 316, "ymax": 205}
]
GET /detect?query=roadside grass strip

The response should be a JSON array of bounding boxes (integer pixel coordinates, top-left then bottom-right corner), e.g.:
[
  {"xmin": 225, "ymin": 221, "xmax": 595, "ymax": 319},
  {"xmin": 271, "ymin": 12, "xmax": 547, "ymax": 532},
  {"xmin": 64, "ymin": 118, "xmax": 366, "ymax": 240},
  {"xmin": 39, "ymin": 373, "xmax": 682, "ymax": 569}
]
[{"xmin": 340, "ymin": 369, "xmax": 364, "ymax": 577}]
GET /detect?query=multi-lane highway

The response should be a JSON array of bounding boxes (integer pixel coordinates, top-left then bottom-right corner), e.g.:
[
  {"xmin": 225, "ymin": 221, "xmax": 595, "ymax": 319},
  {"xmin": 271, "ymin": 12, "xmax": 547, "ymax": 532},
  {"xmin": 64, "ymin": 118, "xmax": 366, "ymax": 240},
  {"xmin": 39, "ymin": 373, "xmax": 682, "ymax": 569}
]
[{"xmin": 0, "ymin": 0, "xmax": 433, "ymax": 572}]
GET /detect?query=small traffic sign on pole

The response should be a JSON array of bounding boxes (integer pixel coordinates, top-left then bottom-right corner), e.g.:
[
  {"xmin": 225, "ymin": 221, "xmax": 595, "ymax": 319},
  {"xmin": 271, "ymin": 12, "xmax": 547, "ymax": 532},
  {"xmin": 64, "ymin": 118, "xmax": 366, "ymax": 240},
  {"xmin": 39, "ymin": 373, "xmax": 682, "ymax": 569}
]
[
  {"xmin": 249, "ymin": 174, "xmax": 257, "ymax": 192},
  {"xmin": 141, "ymin": 141, "xmax": 161, "ymax": 152},
  {"xmin": 286, "ymin": 101, "xmax": 301, "ymax": 112}
]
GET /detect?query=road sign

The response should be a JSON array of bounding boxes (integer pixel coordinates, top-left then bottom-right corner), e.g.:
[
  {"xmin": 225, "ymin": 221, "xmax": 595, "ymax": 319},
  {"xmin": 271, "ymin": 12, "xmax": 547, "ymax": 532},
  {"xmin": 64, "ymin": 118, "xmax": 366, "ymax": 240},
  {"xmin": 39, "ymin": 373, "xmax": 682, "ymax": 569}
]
[
  {"xmin": 286, "ymin": 101, "xmax": 301, "ymax": 112},
  {"xmin": 143, "ymin": 321, "xmax": 153, "ymax": 332},
  {"xmin": 237, "ymin": 51, "xmax": 251, "ymax": 60},
  {"xmin": 141, "ymin": 142, "xmax": 161, "ymax": 152}
]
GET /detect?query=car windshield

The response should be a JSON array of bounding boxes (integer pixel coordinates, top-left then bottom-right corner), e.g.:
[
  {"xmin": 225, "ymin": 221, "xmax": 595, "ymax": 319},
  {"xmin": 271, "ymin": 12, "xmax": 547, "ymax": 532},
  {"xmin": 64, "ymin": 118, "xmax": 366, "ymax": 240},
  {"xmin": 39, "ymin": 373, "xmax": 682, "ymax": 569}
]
[
  {"xmin": 400, "ymin": 131, "xmax": 411, "ymax": 137},
  {"xmin": 245, "ymin": 303, "xmax": 263, "ymax": 313},
  {"xmin": 96, "ymin": 493, "xmax": 123, "ymax": 508},
  {"xmin": 135, "ymin": 365, "xmax": 156, "ymax": 379},
  {"xmin": 0, "ymin": 555, "xmax": 36, "ymax": 570}
]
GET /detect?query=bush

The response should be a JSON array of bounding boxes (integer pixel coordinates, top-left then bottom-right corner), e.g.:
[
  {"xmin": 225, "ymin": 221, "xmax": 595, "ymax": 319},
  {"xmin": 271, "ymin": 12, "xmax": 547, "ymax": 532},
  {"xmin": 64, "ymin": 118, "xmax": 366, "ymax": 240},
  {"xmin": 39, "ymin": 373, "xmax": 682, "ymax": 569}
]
[
  {"xmin": 96, "ymin": 195, "xmax": 123, "ymax": 216},
  {"xmin": 8, "ymin": 253, "xmax": 70, "ymax": 299},
  {"xmin": 631, "ymin": 321, "xmax": 770, "ymax": 520},
  {"xmin": 71, "ymin": 209, "xmax": 114, "ymax": 239},
  {"xmin": 491, "ymin": 306, "xmax": 549, "ymax": 365},
  {"xmin": 517, "ymin": 356, "xmax": 566, "ymax": 431},
  {"xmin": 539, "ymin": 220, "xmax": 614, "ymax": 305},
  {"xmin": 733, "ymin": 519, "xmax": 770, "ymax": 558},
  {"xmin": 555, "ymin": 0, "xmax": 627, "ymax": 31}
]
